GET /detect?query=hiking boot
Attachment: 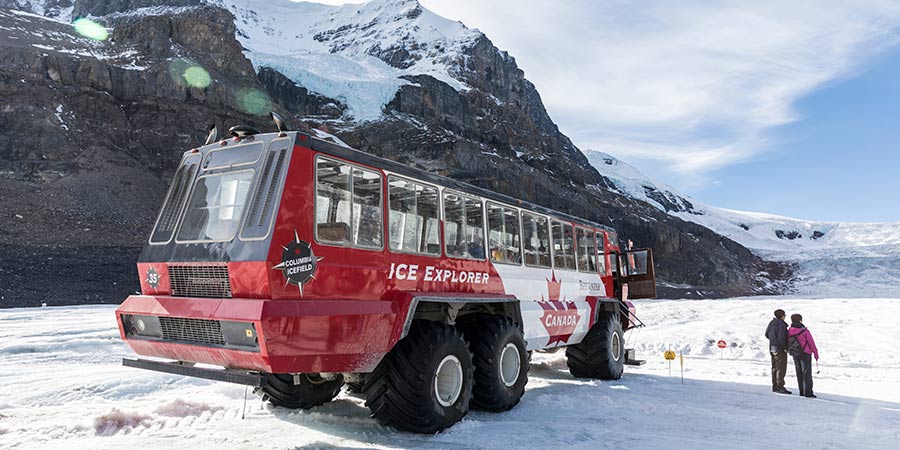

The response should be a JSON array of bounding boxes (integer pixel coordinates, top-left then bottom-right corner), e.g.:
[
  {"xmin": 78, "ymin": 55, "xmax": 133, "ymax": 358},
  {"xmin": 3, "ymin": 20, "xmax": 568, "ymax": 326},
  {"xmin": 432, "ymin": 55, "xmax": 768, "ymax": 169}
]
[
  {"xmin": 804, "ymin": 394, "xmax": 817, "ymax": 398},
  {"xmin": 776, "ymin": 389, "xmax": 792, "ymax": 395}
]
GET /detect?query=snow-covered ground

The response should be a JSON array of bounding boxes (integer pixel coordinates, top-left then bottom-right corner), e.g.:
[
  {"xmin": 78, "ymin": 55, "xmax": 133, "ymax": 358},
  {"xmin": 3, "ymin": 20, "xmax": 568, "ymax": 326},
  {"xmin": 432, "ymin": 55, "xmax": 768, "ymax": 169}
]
[
  {"xmin": 2, "ymin": 300, "xmax": 899, "ymax": 449},
  {"xmin": 585, "ymin": 150, "xmax": 900, "ymax": 296}
]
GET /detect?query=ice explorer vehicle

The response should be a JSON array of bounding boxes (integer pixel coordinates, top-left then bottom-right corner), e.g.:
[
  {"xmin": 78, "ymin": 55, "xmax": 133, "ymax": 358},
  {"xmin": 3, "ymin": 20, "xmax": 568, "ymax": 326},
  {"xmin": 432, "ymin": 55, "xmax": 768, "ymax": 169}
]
[{"xmin": 116, "ymin": 115, "xmax": 655, "ymax": 433}]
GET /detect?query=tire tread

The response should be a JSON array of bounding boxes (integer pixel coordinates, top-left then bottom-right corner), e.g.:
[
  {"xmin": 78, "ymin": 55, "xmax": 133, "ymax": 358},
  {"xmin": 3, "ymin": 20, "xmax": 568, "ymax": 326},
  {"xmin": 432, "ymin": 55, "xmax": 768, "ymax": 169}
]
[
  {"xmin": 565, "ymin": 312, "xmax": 624, "ymax": 380},
  {"xmin": 364, "ymin": 320, "xmax": 474, "ymax": 433}
]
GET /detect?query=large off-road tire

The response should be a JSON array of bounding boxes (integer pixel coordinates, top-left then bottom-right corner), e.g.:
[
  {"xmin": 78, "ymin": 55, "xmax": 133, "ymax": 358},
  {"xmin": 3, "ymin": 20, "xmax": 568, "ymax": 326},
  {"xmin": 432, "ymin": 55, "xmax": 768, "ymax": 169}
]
[
  {"xmin": 256, "ymin": 373, "xmax": 344, "ymax": 409},
  {"xmin": 565, "ymin": 312, "xmax": 625, "ymax": 380},
  {"xmin": 460, "ymin": 316, "xmax": 528, "ymax": 412},
  {"xmin": 364, "ymin": 320, "xmax": 474, "ymax": 433}
]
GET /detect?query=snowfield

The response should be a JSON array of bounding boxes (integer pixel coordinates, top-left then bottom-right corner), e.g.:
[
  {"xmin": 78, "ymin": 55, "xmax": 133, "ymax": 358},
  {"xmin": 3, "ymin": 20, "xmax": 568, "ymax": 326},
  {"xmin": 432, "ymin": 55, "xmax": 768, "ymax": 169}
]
[
  {"xmin": 585, "ymin": 150, "xmax": 900, "ymax": 296},
  {"xmin": 2, "ymin": 299, "xmax": 899, "ymax": 449}
]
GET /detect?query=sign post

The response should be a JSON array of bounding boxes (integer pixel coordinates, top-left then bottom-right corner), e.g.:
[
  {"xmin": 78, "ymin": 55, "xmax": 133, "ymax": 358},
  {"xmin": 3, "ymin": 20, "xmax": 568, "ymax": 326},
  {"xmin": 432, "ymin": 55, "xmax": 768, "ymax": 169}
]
[
  {"xmin": 679, "ymin": 351, "xmax": 684, "ymax": 384},
  {"xmin": 664, "ymin": 350, "xmax": 676, "ymax": 376},
  {"xmin": 717, "ymin": 340, "xmax": 727, "ymax": 359}
]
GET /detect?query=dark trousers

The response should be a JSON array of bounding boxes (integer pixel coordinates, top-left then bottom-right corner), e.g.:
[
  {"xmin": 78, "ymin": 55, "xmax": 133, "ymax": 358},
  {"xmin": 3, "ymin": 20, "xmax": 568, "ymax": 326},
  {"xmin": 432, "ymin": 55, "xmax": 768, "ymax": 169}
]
[
  {"xmin": 793, "ymin": 353, "xmax": 814, "ymax": 396},
  {"xmin": 771, "ymin": 350, "xmax": 787, "ymax": 391}
]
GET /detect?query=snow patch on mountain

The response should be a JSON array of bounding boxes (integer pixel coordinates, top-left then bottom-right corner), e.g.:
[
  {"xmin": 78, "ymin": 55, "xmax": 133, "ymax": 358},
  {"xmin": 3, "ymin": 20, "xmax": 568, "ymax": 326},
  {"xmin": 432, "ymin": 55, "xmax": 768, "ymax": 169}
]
[
  {"xmin": 212, "ymin": 0, "xmax": 482, "ymax": 121},
  {"xmin": 585, "ymin": 149, "xmax": 900, "ymax": 296},
  {"xmin": 587, "ymin": 150, "xmax": 699, "ymax": 216},
  {"xmin": 6, "ymin": 0, "xmax": 73, "ymax": 22}
]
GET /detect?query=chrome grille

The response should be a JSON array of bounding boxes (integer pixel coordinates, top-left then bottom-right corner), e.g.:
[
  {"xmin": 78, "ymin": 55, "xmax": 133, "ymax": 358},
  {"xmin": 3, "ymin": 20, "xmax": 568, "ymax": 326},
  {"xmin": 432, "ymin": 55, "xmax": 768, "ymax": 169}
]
[
  {"xmin": 168, "ymin": 264, "xmax": 232, "ymax": 298},
  {"xmin": 159, "ymin": 317, "xmax": 225, "ymax": 346}
]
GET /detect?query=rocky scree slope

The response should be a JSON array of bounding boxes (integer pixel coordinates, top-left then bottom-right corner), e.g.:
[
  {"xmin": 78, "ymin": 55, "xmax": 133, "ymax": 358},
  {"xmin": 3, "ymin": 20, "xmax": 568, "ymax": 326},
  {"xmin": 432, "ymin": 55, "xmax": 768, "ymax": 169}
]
[{"xmin": 0, "ymin": 0, "xmax": 791, "ymax": 306}]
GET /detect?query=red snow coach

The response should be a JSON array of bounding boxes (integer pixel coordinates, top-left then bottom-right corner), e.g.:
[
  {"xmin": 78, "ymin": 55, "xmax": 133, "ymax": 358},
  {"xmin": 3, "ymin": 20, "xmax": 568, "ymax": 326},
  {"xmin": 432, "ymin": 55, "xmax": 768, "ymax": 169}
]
[{"xmin": 116, "ymin": 114, "xmax": 656, "ymax": 433}]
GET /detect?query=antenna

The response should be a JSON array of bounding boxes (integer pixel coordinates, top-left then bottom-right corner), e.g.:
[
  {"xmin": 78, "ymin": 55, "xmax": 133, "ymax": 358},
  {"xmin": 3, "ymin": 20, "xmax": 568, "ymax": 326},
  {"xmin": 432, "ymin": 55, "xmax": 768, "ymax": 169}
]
[
  {"xmin": 204, "ymin": 124, "xmax": 218, "ymax": 145},
  {"xmin": 271, "ymin": 111, "xmax": 289, "ymax": 136}
]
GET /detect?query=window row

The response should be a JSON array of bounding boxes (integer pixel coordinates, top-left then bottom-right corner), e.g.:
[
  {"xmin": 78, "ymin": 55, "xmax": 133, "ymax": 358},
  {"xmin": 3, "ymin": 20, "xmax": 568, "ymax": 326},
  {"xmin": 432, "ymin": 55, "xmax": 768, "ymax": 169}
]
[{"xmin": 314, "ymin": 156, "xmax": 608, "ymax": 272}]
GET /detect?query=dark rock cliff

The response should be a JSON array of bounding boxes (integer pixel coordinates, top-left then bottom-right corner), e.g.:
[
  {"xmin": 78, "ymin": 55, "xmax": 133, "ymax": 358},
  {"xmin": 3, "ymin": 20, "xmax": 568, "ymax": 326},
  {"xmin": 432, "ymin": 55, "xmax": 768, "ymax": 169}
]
[
  {"xmin": 0, "ymin": 2, "xmax": 793, "ymax": 306},
  {"xmin": 0, "ymin": 5, "xmax": 315, "ymax": 306}
]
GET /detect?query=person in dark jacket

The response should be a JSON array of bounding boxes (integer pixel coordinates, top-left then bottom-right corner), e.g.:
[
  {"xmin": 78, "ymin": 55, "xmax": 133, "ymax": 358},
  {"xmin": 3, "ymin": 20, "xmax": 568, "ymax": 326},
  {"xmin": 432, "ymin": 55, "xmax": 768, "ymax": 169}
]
[
  {"xmin": 764, "ymin": 309, "xmax": 791, "ymax": 394},
  {"xmin": 788, "ymin": 313, "xmax": 820, "ymax": 398}
]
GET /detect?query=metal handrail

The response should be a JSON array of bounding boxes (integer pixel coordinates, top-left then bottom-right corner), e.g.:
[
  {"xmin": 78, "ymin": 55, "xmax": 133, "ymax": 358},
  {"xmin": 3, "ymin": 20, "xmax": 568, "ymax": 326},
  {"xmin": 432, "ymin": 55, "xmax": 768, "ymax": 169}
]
[{"xmin": 618, "ymin": 299, "xmax": 646, "ymax": 328}]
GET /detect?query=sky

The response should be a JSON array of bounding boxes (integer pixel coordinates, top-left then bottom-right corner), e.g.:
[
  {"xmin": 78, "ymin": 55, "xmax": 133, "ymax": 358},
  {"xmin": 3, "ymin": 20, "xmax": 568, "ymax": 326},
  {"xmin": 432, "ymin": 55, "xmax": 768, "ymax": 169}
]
[{"xmin": 312, "ymin": 0, "xmax": 900, "ymax": 222}]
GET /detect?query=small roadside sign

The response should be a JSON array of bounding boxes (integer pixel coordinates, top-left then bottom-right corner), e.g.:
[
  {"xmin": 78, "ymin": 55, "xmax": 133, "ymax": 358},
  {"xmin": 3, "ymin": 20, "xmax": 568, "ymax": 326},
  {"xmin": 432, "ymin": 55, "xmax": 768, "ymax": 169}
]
[
  {"xmin": 664, "ymin": 350, "xmax": 676, "ymax": 376},
  {"xmin": 717, "ymin": 340, "xmax": 727, "ymax": 349}
]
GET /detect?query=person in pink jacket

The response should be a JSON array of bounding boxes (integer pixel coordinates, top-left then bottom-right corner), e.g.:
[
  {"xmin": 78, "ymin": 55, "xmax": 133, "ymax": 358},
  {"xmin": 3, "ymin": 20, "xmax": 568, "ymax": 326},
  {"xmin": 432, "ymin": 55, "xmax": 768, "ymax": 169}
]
[{"xmin": 787, "ymin": 313, "xmax": 819, "ymax": 398}]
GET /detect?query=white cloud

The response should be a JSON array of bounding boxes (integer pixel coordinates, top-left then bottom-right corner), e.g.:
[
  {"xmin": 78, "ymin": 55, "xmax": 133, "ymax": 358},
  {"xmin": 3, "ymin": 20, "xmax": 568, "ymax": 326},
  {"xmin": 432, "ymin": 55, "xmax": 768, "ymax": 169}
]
[
  {"xmin": 415, "ymin": 0, "xmax": 900, "ymax": 181},
  {"xmin": 302, "ymin": 1, "xmax": 900, "ymax": 185}
]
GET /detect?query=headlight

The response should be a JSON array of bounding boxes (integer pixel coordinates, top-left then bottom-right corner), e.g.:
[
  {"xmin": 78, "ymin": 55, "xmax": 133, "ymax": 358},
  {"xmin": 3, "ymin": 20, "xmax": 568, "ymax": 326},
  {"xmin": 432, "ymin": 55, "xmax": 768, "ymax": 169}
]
[{"xmin": 122, "ymin": 314, "xmax": 163, "ymax": 339}]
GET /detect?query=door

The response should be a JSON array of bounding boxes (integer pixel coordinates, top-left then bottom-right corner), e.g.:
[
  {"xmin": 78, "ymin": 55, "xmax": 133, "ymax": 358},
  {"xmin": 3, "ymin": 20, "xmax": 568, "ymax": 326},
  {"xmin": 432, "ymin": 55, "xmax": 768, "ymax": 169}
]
[{"xmin": 619, "ymin": 248, "xmax": 656, "ymax": 299}]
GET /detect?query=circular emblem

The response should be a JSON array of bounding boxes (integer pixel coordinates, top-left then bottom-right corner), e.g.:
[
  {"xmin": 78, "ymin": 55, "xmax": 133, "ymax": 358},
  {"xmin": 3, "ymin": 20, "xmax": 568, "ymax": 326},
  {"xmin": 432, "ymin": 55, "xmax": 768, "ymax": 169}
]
[
  {"xmin": 280, "ymin": 239, "xmax": 317, "ymax": 286},
  {"xmin": 146, "ymin": 267, "xmax": 160, "ymax": 289}
]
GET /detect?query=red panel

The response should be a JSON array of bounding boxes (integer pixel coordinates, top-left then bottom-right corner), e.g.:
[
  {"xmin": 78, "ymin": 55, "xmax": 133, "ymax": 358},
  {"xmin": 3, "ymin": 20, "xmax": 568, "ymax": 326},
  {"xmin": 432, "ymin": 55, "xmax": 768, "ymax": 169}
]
[{"xmin": 228, "ymin": 262, "xmax": 270, "ymax": 298}]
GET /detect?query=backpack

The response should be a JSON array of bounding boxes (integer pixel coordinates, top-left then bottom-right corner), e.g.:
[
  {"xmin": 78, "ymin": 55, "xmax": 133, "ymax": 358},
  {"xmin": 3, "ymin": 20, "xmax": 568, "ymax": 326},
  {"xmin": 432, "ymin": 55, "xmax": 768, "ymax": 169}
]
[{"xmin": 787, "ymin": 331, "xmax": 806, "ymax": 357}]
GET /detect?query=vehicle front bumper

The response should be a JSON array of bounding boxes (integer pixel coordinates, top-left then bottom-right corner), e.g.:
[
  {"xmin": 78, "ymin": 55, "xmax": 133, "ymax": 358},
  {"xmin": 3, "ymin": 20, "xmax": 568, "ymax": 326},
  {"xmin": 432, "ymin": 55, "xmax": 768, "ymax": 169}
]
[{"xmin": 116, "ymin": 295, "xmax": 403, "ymax": 374}]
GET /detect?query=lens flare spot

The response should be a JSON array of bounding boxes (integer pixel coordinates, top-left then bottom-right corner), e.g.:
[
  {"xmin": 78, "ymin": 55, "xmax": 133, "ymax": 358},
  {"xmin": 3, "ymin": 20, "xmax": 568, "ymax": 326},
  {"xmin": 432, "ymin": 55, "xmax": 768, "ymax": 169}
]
[
  {"xmin": 236, "ymin": 88, "xmax": 272, "ymax": 116},
  {"xmin": 183, "ymin": 66, "xmax": 211, "ymax": 89},
  {"xmin": 73, "ymin": 18, "xmax": 109, "ymax": 41}
]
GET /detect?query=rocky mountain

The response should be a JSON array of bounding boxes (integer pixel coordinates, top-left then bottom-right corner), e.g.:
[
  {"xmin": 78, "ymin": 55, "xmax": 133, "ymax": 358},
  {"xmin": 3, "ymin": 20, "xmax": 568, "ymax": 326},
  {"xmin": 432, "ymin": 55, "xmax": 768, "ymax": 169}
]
[{"xmin": 0, "ymin": 0, "xmax": 792, "ymax": 307}]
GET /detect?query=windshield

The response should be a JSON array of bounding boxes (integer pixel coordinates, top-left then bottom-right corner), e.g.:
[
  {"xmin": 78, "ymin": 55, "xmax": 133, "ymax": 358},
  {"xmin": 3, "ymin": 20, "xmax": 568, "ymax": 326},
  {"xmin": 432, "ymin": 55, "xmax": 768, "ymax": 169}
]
[{"xmin": 176, "ymin": 170, "xmax": 255, "ymax": 242}]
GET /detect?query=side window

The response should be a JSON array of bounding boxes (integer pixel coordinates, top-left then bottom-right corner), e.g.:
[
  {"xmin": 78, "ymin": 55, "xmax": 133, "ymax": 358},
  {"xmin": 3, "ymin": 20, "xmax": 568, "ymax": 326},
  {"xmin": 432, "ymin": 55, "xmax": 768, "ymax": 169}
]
[
  {"xmin": 576, "ymin": 228, "xmax": 597, "ymax": 273},
  {"xmin": 465, "ymin": 196, "xmax": 486, "ymax": 260},
  {"xmin": 444, "ymin": 192, "xmax": 465, "ymax": 258},
  {"xmin": 487, "ymin": 203, "xmax": 522, "ymax": 264},
  {"xmin": 315, "ymin": 158, "xmax": 351, "ymax": 245},
  {"xmin": 487, "ymin": 204, "xmax": 503, "ymax": 262},
  {"xmin": 443, "ymin": 191, "xmax": 486, "ymax": 260},
  {"xmin": 388, "ymin": 178, "xmax": 415, "ymax": 252},
  {"xmin": 315, "ymin": 157, "xmax": 383, "ymax": 248},
  {"xmin": 522, "ymin": 212, "xmax": 551, "ymax": 267},
  {"xmin": 596, "ymin": 232, "xmax": 607, "ymax": 274},
  {"xmin": 552, "ymin": 220, "xmax": 576, "ymax": 270},
  {"xmin": 351, "ymin": 167, "xmax": 383, "ymax": 248},
  {"xmin": 388, "ymin": 177, "xmax": 440, "ymax": 255}
]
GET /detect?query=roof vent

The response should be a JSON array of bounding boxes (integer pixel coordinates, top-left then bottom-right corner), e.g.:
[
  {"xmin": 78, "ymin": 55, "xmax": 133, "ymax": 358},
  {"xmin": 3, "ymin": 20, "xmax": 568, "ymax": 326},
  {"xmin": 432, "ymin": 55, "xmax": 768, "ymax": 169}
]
[{"xmin": 228, "ymin": 125, "xmax": 262, "ymax": 138}]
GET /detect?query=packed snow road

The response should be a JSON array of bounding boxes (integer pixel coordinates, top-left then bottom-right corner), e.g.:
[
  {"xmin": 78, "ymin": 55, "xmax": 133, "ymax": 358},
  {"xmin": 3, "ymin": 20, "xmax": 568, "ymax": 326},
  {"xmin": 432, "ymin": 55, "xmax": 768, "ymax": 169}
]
[{"xmin": 1, "ymin": 298, "xmax": 899, "ymax": 449}]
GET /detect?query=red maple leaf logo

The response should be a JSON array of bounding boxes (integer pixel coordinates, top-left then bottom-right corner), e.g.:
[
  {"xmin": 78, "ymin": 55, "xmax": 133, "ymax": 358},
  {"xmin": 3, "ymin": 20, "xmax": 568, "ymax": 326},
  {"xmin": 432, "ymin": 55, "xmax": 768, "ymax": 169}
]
[
  {"xmin": 544, "ymin": 271, "xmax": 561, "ymax": 302},
  {"xmin": 540, "ymin": 271, "xmax": 579, "ymax": 345}
]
